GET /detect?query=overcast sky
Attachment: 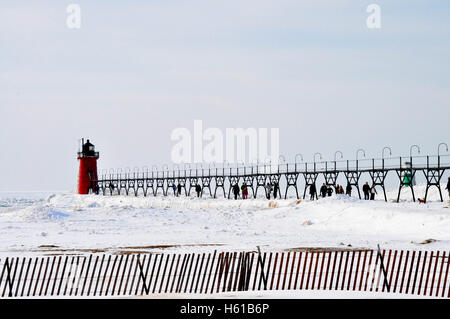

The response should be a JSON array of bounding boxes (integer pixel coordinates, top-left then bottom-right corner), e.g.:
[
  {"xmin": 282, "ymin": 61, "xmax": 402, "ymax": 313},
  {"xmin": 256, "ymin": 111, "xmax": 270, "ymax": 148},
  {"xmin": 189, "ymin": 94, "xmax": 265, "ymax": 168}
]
[{"xmin": 1, "ymin": 1, "xmax": 449, "ymax": 191}]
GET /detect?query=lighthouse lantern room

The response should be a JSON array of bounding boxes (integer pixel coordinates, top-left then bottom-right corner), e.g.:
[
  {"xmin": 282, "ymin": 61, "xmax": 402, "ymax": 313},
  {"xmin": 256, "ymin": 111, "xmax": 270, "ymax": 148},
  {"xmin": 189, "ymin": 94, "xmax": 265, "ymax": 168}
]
[{"xmin": 77, "ymin": 138, "xmax": 100, "ymax": 194}]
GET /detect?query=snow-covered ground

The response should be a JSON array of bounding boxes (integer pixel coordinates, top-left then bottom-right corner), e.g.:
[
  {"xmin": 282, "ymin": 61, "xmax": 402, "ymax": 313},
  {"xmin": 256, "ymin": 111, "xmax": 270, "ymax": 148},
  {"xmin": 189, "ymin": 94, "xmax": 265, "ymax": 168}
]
[
  {"xmin": 134, "ymin": 290, "xmax": 439, "ymax": 299},
  {"xmin": 16, "ymin": 290, "xmax": 439, "ymax": 299},
  {"xmin": 0, "ymin": 184, "xmax": 449, "ymax": 257}
]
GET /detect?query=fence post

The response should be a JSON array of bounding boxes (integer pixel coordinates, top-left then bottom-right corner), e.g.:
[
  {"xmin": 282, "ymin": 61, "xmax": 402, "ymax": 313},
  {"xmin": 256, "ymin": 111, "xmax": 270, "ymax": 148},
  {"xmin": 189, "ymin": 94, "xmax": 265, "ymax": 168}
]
[
  {"xmin": 257, "ymin": 246, "xmax": 268, "ymax": 290},
  {"xmin": 136, "ymin": 255, "xmax": 149, "ymax": 295},
  {"xmin": 4, "ymin": 258, "xmax": 14, "ymax": 297},
  {"xmin": 377, "ymin": 245, "xmax": 390, "ymax": 292}
]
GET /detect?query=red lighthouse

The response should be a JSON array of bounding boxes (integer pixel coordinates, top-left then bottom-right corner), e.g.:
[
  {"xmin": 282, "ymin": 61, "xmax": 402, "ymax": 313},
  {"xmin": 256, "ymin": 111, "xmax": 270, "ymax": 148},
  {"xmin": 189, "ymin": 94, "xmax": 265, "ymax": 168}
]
[{"xmin": 77, "ymin": 138, "xmax": 99, "ymax": 194}]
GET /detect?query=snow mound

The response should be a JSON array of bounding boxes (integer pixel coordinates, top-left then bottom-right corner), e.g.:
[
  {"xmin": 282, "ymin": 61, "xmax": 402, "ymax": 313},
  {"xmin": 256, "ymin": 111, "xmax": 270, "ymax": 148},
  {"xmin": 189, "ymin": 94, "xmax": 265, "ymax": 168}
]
[
  {"xmin": 0, "ymin": 205, "xmax": 70, "ymax": 222},
  {"xmin": 45, "ymin": 192, "xmax": 298, "ymax": 211}
]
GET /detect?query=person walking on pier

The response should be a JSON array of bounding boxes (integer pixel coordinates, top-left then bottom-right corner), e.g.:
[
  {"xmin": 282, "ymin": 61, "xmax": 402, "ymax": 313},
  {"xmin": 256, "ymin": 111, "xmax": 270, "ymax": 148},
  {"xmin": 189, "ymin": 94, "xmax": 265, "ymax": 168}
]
[
  {"xmin": 309, "ymin": 182, "xmax": 317, "ymax": 200},
  {"xmin": 320, "ymin": 183, "xmax": 327, "ymax": 198},
  {"xmin": 362, "ymin": 182, "xmax": 370, "ymax": 200},
  {"xmin": 327, "ymin": 185, "xmax": 333, "ymax": 197},
  {"xmin": 241, "ymin": 183, "xmax": 248, "ymax": 199},
  {"xmin": 273, "ymin": 182, "xmax": 279, "ymax": 199},
  {"xmin": 346, "ymin": 183, "xmax": 352, "ymax": 196},
  {"xmin": 370, "ymin": 184, "xmax": 377, "ymax": 200},
  {"xmin": 446, "ymin": 177, "xmax": 450, "ymax": 199},
  {"xmin": 266, "ymin": 183, "xmax": 273, "ymax": 200},
  {"xmin": 232, "ymin": 183, "xmax": 240, "ymax": 200},
  {"xmin": 195, "ymin": 184, "xmax": 202, "ymax": 198}
]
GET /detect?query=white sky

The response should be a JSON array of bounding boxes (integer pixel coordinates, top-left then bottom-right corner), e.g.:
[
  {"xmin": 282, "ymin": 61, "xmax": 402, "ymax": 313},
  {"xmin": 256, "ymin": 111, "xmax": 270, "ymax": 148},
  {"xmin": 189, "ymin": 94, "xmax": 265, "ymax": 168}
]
[{"xmin": 0, "ymin": 1, "xmax": 449, "ymax": 191}]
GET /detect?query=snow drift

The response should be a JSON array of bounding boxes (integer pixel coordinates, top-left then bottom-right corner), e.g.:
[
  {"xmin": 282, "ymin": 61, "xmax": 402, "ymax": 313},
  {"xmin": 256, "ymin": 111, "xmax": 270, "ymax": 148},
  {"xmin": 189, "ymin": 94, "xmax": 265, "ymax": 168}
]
[{"xmin": 0, "ymin": 184, "xmax": 449, "ymax": 257}]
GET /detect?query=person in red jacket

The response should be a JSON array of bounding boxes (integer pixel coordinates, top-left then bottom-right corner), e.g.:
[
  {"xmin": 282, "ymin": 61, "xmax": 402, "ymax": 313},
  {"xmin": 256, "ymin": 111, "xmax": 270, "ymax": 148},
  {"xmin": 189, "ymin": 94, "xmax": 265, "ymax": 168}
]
[{"xmin": 241, "ymin": 183, "xmax": 248, "ymax": 199}]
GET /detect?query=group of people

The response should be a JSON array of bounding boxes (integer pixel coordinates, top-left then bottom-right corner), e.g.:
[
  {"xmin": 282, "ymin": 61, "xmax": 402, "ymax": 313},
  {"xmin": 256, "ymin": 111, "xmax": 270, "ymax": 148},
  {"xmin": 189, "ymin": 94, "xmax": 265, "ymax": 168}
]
[
  {"xmin": 170, "ymin": 183, "xmax": 201, "ymax": 197},
  {"xmin": 362, "ymin": 182, "xmax": 377, "ymax": 200},
  {"xmin": 177, "ymin": 176, "xmax": 450, "ymax": 201},
  {"xmin": 232, "ymin": 182, "xmax": 280, "ymax": 200},
  {"xmin": 309, "ymin": 181, "xmax": 378, "ymax": 200},
  {"xmin": 232, "ymin": 183, "xmax": 250, "ymax": 199},
  {"xmin": 171, "ymin": 183, "xmax": 184, "ymax": 196},
  {"xmin": 173, "ymin": 182, "xmax": 276, "ymax": 199},
  {"xmin": 264, "ymin": 182, "xmax": 280, "ymax": 200}
]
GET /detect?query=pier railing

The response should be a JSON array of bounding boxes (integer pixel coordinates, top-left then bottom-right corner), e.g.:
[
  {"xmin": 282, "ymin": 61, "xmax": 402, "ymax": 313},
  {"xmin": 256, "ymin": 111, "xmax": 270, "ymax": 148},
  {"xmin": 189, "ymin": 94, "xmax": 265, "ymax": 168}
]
[{"xmin": 93, "ymin": 154, "xmax": 450, "ymax": 202}]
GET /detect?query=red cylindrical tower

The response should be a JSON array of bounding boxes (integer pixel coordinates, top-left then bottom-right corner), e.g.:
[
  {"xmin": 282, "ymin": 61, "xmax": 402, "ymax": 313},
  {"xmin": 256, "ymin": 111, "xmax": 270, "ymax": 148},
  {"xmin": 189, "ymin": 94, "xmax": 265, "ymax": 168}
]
[{"xmin": 77, "ymin": 139, "xmax": 100, "ymax": 194}]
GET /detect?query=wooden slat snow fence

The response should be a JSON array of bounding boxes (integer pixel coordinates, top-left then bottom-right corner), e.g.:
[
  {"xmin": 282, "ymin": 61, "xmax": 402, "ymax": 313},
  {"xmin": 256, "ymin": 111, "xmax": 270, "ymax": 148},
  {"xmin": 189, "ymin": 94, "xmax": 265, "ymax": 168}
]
[{"xmin": 0, "ymin": 249, "xmax": 449, "ymax": 298}]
